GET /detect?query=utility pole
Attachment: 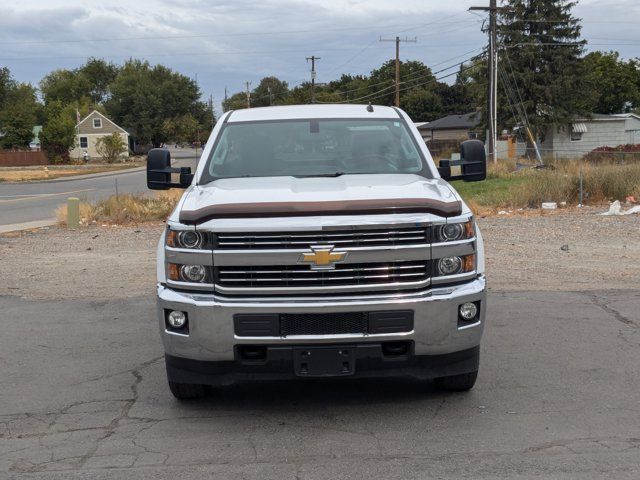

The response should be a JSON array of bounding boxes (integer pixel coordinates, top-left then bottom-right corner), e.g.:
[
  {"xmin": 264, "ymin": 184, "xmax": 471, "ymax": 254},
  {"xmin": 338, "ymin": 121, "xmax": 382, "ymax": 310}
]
[
  {"xmin": 379, "ymin": 36, "xmax": 417, "ymax": 107},
  {"xmin": 267, "ymin": 86, "xmax": 274, "ymax": 106},
  {"xmin": 306, "ymin": 55, "xmax": 320, "ymax": 103},
  {"xmin": 470, "ymin": 0, "xmax": 501, "ymax": 163},
  {"xmin": 244, "ymin": 81, "xmax": 252, "ymax": 109},
  {"xmin": 223, "ymin": 87, "xmax": 228, "ymax": 112}
]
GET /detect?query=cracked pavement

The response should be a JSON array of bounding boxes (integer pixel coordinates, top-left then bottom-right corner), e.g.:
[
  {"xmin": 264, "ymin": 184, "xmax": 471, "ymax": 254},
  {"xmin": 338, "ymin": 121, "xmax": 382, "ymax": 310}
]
[{"xmin": 1, "ymin": 289, "xmax": 639, "ymax": 479}]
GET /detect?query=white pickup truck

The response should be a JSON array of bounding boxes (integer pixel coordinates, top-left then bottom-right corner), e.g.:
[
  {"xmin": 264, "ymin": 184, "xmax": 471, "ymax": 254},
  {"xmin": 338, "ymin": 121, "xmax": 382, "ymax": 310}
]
[{"xmin": 147, "ymin": 104, "xmax": 487, "ymax": 399}]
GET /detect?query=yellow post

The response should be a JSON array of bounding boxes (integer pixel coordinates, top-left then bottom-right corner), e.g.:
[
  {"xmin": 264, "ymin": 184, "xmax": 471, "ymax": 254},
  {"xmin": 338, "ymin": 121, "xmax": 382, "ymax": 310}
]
[{"xmin": 67, "ymin": 197, "xmax": 80, "ymax": 229}]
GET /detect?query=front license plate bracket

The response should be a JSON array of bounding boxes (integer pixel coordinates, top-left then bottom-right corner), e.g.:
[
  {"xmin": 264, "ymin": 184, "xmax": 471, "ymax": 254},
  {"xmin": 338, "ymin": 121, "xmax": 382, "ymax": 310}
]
[{"xmin": 293, "ymin": 346, "xmax": 355, "ymax": 377}]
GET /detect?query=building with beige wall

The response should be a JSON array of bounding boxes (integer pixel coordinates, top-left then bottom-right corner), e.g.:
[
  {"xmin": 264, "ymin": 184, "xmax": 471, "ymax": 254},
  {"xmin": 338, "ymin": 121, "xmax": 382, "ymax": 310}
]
[{"xmin": 70, "ymin": 110, "xmax": 129, "ymax": 161}]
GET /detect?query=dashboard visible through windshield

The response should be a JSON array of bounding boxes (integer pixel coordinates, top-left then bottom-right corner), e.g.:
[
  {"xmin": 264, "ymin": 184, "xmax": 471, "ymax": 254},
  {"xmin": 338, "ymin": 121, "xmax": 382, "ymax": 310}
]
[{"xmin": 200, "ymin": 118, "xmax": 428, "ymax": 183}]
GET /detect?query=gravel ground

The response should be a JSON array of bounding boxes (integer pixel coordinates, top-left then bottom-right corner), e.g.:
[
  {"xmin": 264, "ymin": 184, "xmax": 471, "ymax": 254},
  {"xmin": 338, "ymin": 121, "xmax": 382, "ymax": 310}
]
[{"xmin": 1, "ymin": 207, "xmax": 639, "ymax": 300}]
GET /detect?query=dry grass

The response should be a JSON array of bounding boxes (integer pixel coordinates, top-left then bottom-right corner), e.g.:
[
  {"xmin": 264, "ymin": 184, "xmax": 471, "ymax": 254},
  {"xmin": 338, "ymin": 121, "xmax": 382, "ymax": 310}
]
[
  {"xmin": 0, "ymin": 164, "xmax": 140, "ymax": 182},
  {"xmin": 56, "ymin": 190, "xmax": 183, "ymax": 225},
  {"xmin": 455, "ymin": 158, "xmax": 640, "ymax": 211}
]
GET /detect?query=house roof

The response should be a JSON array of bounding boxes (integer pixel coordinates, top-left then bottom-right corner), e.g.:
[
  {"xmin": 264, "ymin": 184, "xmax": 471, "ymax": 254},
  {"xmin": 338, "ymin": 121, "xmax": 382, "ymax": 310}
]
[
  {"xmin": 417, "ymin": 112, "xmax": 480, "ymax": 131},
  {"xmin": 575, "ymin": 113, "xmax": 640, "ymax": 122},
  {"xmin": 76, "ymin": 110, "xmax": 128, "ymax": 134}
]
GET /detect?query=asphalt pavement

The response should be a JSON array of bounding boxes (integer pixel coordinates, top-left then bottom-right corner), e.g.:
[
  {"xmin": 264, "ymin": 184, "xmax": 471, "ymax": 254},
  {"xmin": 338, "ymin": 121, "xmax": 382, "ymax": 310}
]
[
  {"xmin": 0, "ymin": 148, "xmax": 198, "ymax": 232},
  {"xmin": 1, "ymin": 289, "xmax": 639, "ymax": 479}
]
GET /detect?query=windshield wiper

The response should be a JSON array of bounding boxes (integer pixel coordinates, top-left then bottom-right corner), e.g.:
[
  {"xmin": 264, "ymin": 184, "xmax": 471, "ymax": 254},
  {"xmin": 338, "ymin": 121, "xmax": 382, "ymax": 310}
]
[{"xmin": 294, "ymin": 172, "xmax": 346, "ymax": 178}]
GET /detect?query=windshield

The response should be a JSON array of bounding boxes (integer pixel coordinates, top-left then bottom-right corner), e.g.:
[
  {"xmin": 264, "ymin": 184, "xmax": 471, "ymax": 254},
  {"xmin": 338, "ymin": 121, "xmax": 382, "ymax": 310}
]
[{"xmin": 200, "ymin": 118, "xmax": 429, "ymax": 183}]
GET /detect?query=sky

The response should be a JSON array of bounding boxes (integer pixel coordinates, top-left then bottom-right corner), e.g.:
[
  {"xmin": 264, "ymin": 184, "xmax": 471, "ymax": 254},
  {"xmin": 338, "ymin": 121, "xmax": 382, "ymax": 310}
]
[{"xmin": 1, "ymin": 0, "xmax": 639, "ymax": 114}]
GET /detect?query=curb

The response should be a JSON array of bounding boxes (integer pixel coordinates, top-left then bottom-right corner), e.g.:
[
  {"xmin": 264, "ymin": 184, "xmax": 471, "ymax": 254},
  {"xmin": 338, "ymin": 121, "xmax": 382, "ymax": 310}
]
[{"xmin": 0, "ymin": 219, "xmax": 57, "ymax": 234}]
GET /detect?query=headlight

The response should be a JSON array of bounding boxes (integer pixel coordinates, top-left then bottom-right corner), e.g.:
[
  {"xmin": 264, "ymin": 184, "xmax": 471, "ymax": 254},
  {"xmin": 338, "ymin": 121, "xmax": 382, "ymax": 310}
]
[
  {"xmin": 166, "ymin": 229, "xmax": 205, "ymax": 249},
  {"xmin": 435, "ymin": 220, "xmax": 474, "ymax": 242},
  {"xmin": 437, "ymin": 256, "xmax": 462, "ymax": 275},
  {"xmin": 168, "ymin": 263, "xmax": 209, "ymax": 283}
]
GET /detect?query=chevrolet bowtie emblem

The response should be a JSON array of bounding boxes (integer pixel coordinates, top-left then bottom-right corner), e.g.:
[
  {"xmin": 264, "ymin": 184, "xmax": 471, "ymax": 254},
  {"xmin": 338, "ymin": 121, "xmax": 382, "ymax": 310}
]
[{"xmin": 299, "ymin": 245, "xmax": 348, "ymax": 270}]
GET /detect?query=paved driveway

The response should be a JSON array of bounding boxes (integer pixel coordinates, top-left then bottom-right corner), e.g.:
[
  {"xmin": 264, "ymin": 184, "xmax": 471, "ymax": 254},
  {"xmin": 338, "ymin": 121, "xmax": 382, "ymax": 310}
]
[{"xmin": 2, "ymin": 289, "xmax": 639, "ymax": 479}]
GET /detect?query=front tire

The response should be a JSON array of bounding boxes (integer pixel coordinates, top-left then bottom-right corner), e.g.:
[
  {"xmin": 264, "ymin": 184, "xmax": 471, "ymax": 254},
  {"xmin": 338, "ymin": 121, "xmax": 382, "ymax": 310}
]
[
  {"xmin": 434, "ymin": 370, "xmax": 478, "ymax": 392},
  {"xmin": 168, "ymin": 380, "xmax": 207, "ymax": 400}
]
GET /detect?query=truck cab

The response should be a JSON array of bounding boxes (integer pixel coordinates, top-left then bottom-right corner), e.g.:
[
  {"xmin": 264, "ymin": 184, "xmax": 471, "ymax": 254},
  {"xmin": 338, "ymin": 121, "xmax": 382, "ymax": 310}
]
[{"xmin": 147, "ymin": 104, "xmax": 487, "ymax": 399}]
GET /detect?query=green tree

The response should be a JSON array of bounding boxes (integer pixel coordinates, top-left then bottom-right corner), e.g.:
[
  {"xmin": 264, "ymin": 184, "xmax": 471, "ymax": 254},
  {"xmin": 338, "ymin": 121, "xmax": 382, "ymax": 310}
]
[
  {"xmin": 162, "ymin": 114, "xmax": 199, "ymax": 143},
  {"xmin": 0, "ymin": 67, "xmax": 16, "ymax": 109},
  {"xmin": 40, "ymin": 101, "xmax": 77, "ymax": 163},
  {"xmin": 105, "ymin": 60, "xmax": 210, "ymax": 146},
  {"xmin": 40, "ymin": 69, "xmax": 92, "ymax": 106},
  {"xmin": 367, "ymin": 60, "xmax": 436, "ymax": 106},
  {"xmin": 0, "ymin": 83, "xmax": 39, "ymax": 149},
  {"xmin": 78, "ymin": 58, "xmax": 119, "ymax": 105},
  {"xmin": 581, "ymin": 52, "xmax": 640, "ymax": 114},
  {"xmin": 95, "ymin": 132, "xmax": 127, "ymax": 163},
  {"xmin": 222, "ymin": 91, "xmax": 249, "ymax": 111},
  {"xmin": 400, "ymin": 89, "xmax": 444, "ymax": 122},
  {"xmin": 497, "ymin": 0, "xmax": 586, "ymax": 139},
  {"xmin": 252, "ymin": 76, "xmax": 289, "ymax": 107}
]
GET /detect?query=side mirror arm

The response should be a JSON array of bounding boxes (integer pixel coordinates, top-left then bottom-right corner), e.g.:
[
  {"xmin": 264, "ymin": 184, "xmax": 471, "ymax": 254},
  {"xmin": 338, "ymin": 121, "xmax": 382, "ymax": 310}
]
[
  {"xmin": 147, "ymin": 166, "xmax": 193, "ymax": 189},
  {"xmin": 438, "ymin": 159, "xmax": 485, "ymax": 181}
]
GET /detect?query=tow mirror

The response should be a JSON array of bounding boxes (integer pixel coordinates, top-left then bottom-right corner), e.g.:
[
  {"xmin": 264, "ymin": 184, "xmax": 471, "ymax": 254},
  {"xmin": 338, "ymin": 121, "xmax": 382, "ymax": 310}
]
[
  {"xmin": 437, "ymin": 139, "xmax": 487, "ymax": 182},
  {"xmin": 146, "ymin": 148, "xmax": 193, "ymax": 190}
]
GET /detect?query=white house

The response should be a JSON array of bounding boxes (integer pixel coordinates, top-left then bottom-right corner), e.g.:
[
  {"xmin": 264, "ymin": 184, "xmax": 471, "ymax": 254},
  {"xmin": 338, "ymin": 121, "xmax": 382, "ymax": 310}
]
[
  {"xmin": 70, "ymin": 110, "xmax": 129, "ymax": 160},
  {"xmin": 540, "ymin": 113, "xmax": 640, "ymax": 159}
]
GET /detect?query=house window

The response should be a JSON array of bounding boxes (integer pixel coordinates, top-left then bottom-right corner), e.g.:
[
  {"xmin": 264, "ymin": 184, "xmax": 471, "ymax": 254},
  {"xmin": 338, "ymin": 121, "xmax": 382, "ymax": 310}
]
[
  {"xmin": 93, "ymin": 118, "xmax": 102, "ymax": 128},
  {"xmin": 79, "ymin": 137, "xmax": 88, "ymax": 148},
  {"xmin": 570, "ymin": 131, "xmax": 583, "ymax": 142}
]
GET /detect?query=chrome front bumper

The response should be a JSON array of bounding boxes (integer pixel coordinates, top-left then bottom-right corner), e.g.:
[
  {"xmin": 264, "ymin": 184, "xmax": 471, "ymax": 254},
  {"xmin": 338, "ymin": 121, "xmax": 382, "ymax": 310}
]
[{"xmin": 157, "ymin": 276, "xmax": 486, "ymax": 362}]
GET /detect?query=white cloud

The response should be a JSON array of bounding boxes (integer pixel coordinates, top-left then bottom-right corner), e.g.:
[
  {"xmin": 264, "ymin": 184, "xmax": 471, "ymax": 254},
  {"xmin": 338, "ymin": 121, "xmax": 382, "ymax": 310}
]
[{"xmin": 1, "ymin": 0, "xmax": 636, "ymax": 113}]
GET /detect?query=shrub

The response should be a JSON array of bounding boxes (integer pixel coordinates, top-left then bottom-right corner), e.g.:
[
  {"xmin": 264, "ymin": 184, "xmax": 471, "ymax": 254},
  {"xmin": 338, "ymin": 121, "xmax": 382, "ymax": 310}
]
[
  {"xmin": 57, "ymin": 190, "xmax": 183, "ymax": 225},
  {"xmin": 95, "ymin": 132, "xmax": 127, "ymax": 163}
]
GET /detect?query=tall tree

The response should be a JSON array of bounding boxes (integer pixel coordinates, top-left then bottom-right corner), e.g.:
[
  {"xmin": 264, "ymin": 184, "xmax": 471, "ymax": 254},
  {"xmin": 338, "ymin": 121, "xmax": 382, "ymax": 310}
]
[
  {"xmin": 252, "ymin": 76, "xmax": 289, "ymax": 107},
  {"xmin": 0, "ymin": 67, "xmax": 16, "ymax": 110},
  {"xmin": 78, "ymin": 58, "xmax": 120, "ymax": 105},
  {"xmin": 40, "ymin": 69, "xmax": 92, "ymax": 106},
  {"xmin": 105, "ymin": 60, "xmax": 210, "ymax": 146},
  {"xmin": 368, "ymin": 60, "xmax": 436, "ymax": 106},
  {"xmin": 581, "ymin": 52, "xmax": 640, "ymax": 114},
  {"xmin": 498, "ymin": 0, "xmax": 586, "ymax": 139},
  {"xmin": 40, "ymin": 101, "xmax": 77, "ymax": 163},
  {"xmin": 0, "ymin": 83, "xmax": 39, "ymax": 149}
]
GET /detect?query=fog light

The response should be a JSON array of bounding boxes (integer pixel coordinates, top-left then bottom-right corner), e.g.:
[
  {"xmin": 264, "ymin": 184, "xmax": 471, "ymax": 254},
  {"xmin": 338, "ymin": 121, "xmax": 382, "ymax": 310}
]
[
  {"xmin": 437, "ymin": 256, "xmax": 463, "ymax": 276},
  {"xmin": 167, "ymin": 310, "xmax": 187, "ymax": 328},
  {"xmin": 459, "ymin": 302, "xmax": 478, "ymax": 321}
]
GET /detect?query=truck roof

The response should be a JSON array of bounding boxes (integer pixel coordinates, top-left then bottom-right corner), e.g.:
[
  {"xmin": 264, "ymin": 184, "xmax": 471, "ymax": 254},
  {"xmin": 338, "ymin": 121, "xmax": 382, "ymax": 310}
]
[{"xmin": 226, "ymin": 104, "xmax": 402, "ymax": 122}]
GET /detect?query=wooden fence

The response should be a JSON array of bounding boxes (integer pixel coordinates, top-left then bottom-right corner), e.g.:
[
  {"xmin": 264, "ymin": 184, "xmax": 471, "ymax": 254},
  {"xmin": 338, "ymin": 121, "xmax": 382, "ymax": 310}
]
[{"xmin": 0, "ymin": 151, "xmax": 48, "ymax": 166}]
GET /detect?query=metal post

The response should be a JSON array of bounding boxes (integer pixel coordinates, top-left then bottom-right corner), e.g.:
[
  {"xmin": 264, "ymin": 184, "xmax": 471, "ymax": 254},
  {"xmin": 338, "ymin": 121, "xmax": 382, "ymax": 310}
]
[
  {"xmin": 67, "ymin": 197, "xmax": 80, "ymax": 229},
  {"xmin": 115, "ymin": 178, "xmax": 119, "ymax": 201},
  {"xmin": 579, "ymin": 168, "xmax": 584, "ymax": 207}
]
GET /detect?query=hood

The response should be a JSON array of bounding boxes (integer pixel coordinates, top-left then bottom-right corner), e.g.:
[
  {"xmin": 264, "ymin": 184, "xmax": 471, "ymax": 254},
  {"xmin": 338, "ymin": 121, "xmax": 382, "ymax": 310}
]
[{"xmin": 177, "ymin": 174, "xmax": 462, "ymax": 225}]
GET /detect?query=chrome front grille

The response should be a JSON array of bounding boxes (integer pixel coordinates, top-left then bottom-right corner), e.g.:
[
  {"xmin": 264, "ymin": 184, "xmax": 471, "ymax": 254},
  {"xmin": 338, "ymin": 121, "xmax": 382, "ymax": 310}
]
[
  {"xmin": 214, "ymin": 260, "xmax": 430, "ymax": 294},
  {"xmin": 214, "ymin": 226, "xmax": 428, "ymax": 249}
]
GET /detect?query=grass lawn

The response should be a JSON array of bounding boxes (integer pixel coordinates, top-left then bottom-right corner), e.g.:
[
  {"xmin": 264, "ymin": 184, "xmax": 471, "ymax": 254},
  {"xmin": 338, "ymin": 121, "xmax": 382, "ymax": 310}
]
[{"xmin": 451, "ymin": 176, "xmax": 528, "ymax": 208}]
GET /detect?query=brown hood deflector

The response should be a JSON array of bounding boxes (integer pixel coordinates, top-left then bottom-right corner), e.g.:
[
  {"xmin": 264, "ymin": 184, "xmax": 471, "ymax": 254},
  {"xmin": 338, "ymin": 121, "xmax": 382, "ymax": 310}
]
[{"xmin": 179, "ymin": 198, "xmax": 462, "ymax": 224}]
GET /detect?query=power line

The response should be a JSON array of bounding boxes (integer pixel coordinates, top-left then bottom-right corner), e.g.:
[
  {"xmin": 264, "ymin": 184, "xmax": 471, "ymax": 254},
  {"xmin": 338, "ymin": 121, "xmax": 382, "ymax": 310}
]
[{"xmin": 0, "ymin": 15, "xmax": 481, "ymax": 46}]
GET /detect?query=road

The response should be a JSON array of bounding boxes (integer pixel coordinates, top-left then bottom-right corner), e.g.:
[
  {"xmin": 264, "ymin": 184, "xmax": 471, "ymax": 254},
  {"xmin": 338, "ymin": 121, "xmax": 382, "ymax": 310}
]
[
  {"xmin": 0, "ymin": 148, "xmax": 198, "ymax": 231},
  {"xmin": 1, "ymin": 289, "xmax": 639, "ymax": 479}
]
